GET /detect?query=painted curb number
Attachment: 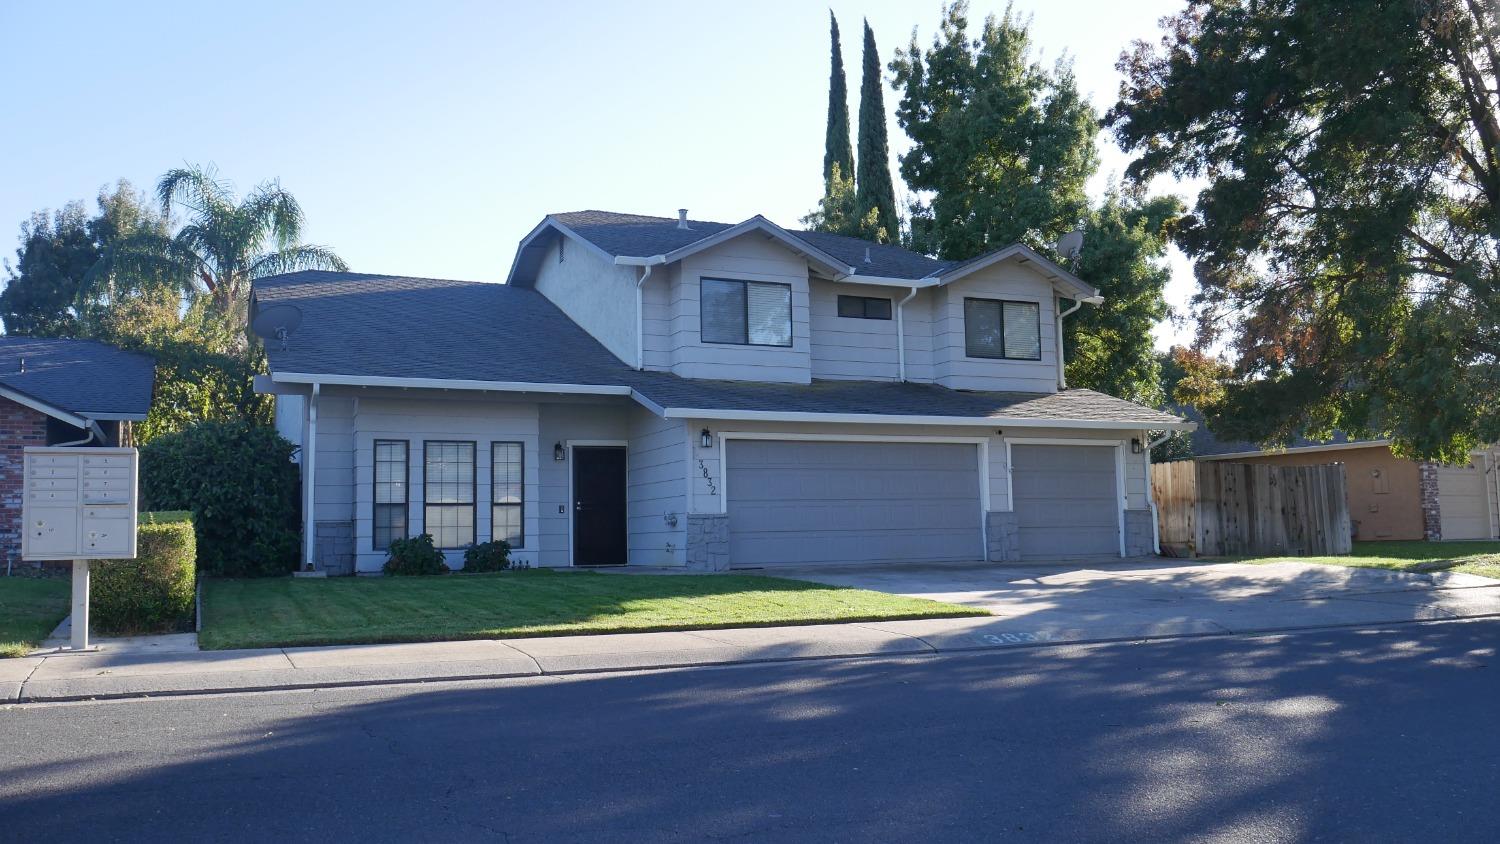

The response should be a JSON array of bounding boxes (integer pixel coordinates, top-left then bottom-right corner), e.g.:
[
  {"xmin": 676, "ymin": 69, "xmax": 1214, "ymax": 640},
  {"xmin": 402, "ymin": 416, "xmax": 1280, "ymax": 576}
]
[{"xmin": 977, "ymin": 631, "xmax": 1057, "ymax": 646}]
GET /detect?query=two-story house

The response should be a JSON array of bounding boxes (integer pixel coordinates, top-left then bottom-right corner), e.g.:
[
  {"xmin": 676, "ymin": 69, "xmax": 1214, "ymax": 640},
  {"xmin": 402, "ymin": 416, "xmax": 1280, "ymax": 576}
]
[{"xmin": 254, "ymin": 210, "xmax": 1192, "ymax": 574}]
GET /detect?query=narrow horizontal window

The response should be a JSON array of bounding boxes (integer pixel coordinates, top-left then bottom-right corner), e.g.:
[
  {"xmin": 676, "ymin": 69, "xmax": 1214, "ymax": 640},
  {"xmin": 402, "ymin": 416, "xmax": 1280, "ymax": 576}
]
[
  {"xmin": 373, "ymin": 440, "xmax": 408, "ymax": 551},
  {"xmin": 701, "ymin": 278, "xmax": 792, "ymax": 346},
  {"xmin": 837, "ymin": 295, "xmax": 893, "ymax": 320},
  {"xmin": 424, "ymin": 440, "xmax": 475, "ymax": 549},
  {"xmin": 964, "ymin": 298, "xmax": 1042, "ymax": 361},
  {"xmin": 492, "ymin": 441, "xmax": 524, "ymax": 548}
]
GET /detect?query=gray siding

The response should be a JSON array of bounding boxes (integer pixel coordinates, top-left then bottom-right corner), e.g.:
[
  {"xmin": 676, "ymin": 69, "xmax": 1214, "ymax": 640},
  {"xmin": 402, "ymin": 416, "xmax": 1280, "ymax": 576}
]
[
  {"xmin": 537, "ymin": 402, "xmax": 632, "ymax": 566},
  {"xmin": 809, "ymin": 279, "xmax": 901, "ymax": 381},
  {"xmin": 626, "ymin": 407, "xmax": 688, "ymax": 565},
  {"xmin": 932, "ymin": 263, "xmax": 1060, "ymax": 393}
]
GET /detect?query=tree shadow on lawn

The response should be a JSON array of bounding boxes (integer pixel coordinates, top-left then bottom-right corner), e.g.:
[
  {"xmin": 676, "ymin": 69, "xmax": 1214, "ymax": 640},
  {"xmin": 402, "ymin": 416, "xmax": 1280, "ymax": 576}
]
[
  {"xmin": 3, "ymin": 621, "xmax": 1497, "ymax": 842},
  {"xmin": 197, "ymin": 570, "xmax": 985, "ymax": 650}
]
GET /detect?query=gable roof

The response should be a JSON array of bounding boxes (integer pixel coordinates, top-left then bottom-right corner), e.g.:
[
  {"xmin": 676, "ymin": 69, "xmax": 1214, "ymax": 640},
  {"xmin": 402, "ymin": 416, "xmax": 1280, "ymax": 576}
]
[
  {"xmin": 252, "ymin": 270, "xmax": 1188, "ymax": 430},
  {"xmin": 0, "ymin": 337, "xmax": 155, "ymax": 422},
  {"xmin": 510, "ymin": 210, "xmax": 1100, "ymax": 299}
]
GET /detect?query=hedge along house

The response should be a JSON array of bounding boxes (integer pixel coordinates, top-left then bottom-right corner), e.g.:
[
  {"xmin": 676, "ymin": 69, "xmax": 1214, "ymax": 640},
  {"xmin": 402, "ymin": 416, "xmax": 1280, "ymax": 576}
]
[
  {"xmin": 0, "ymin": 337, "xmax": 155, "ymax": 566},
  {"xmin": 255, "ymin": 210, "xmax": 1193, "ymax": 575}
]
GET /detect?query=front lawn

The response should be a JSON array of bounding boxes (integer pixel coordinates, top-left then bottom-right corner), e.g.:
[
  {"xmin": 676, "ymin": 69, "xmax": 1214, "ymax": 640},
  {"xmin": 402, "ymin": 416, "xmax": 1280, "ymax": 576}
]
[
  {"xmin": 199, "ymin": 570, "xmax": 985, "ymax": 650},
  {"xmin": 0, "ymin": 577, "xmax": 70, "ymax": 658},
  {"xmin": 1223, "ymin": 540, "xmax": 1500, "ymax": 581}
]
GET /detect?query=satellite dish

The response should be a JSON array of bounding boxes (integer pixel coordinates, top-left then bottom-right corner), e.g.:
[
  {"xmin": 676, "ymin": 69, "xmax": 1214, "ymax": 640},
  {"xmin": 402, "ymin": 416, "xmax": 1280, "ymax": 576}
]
[
  {"xmin": 1055, "ymin": 227, "xmax": 1085, "ymax": 261},
  {"xmin": 251, "ymin": 303, "xmax": 302, "ymax": 350}
]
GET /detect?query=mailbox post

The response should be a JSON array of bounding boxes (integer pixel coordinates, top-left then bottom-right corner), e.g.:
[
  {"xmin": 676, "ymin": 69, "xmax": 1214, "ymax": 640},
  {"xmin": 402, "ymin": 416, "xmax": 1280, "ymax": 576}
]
[{"xmin": 21, "ymin": 446, "xmax": 139, "ymax": 652}]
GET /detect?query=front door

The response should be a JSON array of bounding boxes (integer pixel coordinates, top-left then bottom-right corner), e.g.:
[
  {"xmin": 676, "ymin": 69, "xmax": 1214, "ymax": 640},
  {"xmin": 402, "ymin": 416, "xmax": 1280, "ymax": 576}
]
[{"xmin": 572, "ymin": 446, "xmax": 627, "ymax": 566}]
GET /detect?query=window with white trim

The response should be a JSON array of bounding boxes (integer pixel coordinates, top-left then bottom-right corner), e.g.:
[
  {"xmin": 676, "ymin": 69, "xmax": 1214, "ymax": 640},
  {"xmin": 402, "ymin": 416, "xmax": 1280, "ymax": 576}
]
[
  {"xmin": 700, "ymin": 278, "xmax": 792, "ymax": 346},
  {"xmin": 424, "ymin": 440, "xmax": 475, "ymax": 549},
  {"xmin": 964, "ymin": 298, "xmax": 1042, "ymax": 360},
  {"xmin": 491, "ymin": 441, "xmax": 524, "ymax": 547},
  {"xmin": 373, "ymin": 440, "xmax": 408, "ymax": 551}
]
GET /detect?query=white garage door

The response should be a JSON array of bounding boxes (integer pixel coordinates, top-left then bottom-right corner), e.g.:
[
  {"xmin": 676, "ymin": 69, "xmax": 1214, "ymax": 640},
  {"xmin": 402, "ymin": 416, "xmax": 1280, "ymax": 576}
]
[
  {"xmin": 1438, "ymin": 459, "xmax": 1493, "ymax": 540},
  {"xmin": 1011, "ymin": 444, "xmax": 1121, "ymax": 559},
  {"xmin": 725, "ymin": 440, "xmax": 983, "ymax": 567}
]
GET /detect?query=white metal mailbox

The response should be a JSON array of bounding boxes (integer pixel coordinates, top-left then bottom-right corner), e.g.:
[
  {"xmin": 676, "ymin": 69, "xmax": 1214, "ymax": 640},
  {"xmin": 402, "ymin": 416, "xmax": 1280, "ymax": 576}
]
[{"xmin": 22, "ymin": 446, "xmax": 138, "ymax": 561}]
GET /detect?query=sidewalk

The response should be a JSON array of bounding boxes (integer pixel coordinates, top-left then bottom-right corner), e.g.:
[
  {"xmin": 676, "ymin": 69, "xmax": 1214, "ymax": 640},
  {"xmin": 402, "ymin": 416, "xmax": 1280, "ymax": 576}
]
[{"xmin": 8, "ymin": 575, "xmax": 1500, "ymax": 703}]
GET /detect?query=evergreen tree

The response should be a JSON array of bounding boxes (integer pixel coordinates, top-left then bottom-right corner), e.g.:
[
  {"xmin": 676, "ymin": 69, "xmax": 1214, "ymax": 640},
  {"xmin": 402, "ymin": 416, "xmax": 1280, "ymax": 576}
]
[
  {"xmin": 854, "ymin": 19, "xmax": 900, "ymax": 243},
  {"xmin": 822, "ymin": 11, "xmax": 854, "ymax": 190}
]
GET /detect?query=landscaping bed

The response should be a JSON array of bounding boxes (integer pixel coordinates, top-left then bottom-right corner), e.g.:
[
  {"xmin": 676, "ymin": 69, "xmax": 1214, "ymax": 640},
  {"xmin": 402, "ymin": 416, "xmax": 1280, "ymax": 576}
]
[
  {"xmin": 198, "ymin": 570, "xmax": 985, "ymax": 650},
  {"xmin": 0, "ymin": 576, "xmax": 70, "ymax": 657},
  {"xmin": 1226, "ymin": 540, "xmax": 1500, "ymax": 580}
]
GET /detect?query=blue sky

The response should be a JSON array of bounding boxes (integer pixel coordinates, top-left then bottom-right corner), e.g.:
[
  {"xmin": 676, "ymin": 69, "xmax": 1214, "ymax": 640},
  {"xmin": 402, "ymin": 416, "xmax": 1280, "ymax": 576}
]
[{"xmin": 0, "ymin": 0, "xmax": 1193, "ymax": 347}]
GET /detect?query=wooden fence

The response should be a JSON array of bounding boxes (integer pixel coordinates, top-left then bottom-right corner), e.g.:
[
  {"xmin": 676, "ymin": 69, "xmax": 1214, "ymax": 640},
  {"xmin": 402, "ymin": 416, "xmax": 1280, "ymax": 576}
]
[{"xmin": 1149, "ymin": 461, "xmax": 1353, "ymax": 557}]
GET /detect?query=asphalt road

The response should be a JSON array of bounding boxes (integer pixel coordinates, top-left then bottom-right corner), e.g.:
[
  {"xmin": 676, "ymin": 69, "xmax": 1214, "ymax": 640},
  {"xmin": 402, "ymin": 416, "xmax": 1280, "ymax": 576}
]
[{"xmin": 2, "ymin": 621, "xmax": 1497, "ymax": 843}]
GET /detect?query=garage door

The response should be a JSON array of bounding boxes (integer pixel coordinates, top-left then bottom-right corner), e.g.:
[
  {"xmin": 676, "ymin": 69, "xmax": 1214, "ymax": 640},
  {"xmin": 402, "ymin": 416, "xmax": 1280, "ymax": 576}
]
[
  {"xmin": 725, "ymin": 440, "xmax": 982, "ymax": 567},
  {"xmin": 1011, "ymin": 444, "xmax": 1120, "ymax": 559},
  {"xmin": 1438, "ymin": 459, "xmax": 1492, "ymax": 540}
]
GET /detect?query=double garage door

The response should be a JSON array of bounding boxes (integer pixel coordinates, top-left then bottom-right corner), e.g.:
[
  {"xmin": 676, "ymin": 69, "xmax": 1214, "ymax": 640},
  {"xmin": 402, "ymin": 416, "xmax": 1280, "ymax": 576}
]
[{"xmin": 724, "ymin": 440, "xmax": 1122, "ymax": 567}]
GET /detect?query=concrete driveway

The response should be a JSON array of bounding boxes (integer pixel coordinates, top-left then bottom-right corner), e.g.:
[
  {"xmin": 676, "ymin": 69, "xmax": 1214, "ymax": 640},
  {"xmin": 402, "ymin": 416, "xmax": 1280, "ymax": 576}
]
[{"xmin": 774, "ymin": 559, "xmax": 1500, "ymax": 642}]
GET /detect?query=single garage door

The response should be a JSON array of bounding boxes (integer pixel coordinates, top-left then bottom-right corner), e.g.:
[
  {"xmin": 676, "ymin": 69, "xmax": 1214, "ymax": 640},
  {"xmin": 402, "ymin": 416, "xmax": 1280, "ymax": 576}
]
[
  {"xmin": 1438, "ymin": 459, "xmax": 1492, "ymax": 540},
  {"xmin": 725, "ymin": 440, "xmax": 982, "ymax": 567},
  {"xmin": 1011, "ymin": 444, "xmax": 1120, "ymax": 559}
]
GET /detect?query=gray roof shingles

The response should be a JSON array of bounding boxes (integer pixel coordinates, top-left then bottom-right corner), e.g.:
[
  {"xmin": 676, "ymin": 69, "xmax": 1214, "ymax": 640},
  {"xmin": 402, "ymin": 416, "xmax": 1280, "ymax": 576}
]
[
  {"xmin": 254, "ymin": 270, "xmax": 1181, "ymax": 427},
  {"xmin": 0, "ymin": 337, "xmax": 154, "ymax": 418},
  {"xmin": 551, "ymin": 210, "xmax": 954, "ymax": 281}
]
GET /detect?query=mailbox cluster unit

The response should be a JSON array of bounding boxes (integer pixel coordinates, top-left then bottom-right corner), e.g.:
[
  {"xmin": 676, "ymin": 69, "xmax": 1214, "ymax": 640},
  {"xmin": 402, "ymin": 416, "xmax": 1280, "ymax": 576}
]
[{"xmin": 22, "ymin": 447, "xmax": 138, "ymax": 561}]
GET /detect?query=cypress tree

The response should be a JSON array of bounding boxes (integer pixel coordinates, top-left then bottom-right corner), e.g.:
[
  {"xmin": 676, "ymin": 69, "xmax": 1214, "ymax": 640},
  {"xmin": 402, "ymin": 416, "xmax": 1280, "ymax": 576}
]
[
  {"xmin": 854, "ymin": 19, "xmax": 900, "ymax": 243},
  {"xmin": 822, "ymin": 11, "xmax": 854, "ymax": 190}
]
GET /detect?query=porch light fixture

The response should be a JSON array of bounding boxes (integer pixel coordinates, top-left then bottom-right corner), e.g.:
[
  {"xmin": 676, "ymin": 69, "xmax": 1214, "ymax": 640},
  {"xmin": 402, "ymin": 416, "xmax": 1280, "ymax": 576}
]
[
  {"xmin": 700, "ymin": 428, "xmax": 713, "ymax": 448},
  {"xmin": 1130, "ymin": 437, "xmax": 1143, "ymax": 455},
  {"xmin": 553, "ymin": 442, "xmax": 565, "ymax": 461}
]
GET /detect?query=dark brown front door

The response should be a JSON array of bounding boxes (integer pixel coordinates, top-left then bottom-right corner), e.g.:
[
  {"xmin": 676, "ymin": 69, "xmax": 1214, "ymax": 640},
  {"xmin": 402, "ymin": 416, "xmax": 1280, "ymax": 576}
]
[{"xmin": 572, "ymin": 446, "xmax": 627, "ymax": 566}]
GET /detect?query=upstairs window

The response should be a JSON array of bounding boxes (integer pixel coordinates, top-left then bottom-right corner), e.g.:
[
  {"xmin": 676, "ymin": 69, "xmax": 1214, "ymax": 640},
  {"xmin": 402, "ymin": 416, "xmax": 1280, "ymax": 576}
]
[
  {"xmin": 424, "ymin": 440, "xmax": 475, "ymax": 549},
  {"xmin": 837, "ymin": 295, "xmax": 893, "ymax": 320},
  {"xmin": 964, "ymin": 298, "xmax": 1041, "ymax": 360},
  {"xmin": 701, "ymin": 278, "xmax": 792, "ymax": 346}
]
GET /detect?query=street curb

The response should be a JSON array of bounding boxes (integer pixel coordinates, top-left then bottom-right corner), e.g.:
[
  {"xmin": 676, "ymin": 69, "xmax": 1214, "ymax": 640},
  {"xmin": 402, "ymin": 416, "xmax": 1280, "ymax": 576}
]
[{"xmin": 10, "ymin": 613, "xmax": 1500, "ymax": 705}]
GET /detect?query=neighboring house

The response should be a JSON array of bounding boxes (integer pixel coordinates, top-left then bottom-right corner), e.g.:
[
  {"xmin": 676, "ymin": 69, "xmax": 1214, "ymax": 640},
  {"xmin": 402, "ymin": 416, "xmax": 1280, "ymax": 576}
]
[
  {"xmin": 255, "ymin": 210, "xmax": 1192, "ymax": 574},
  {"xmin": 0, "ymin": 337, "xmax": 155, "ymax": 564},
  {"xmin": 1189, "ymin": 421, "xmax": 1500, "ymax": 542}
]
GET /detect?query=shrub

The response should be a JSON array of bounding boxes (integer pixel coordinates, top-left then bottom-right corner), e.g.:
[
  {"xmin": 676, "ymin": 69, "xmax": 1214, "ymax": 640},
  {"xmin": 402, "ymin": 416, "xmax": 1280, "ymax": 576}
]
[
  {"xmin": 140, "ymin": 420, "xmax": 300, "ymax": 577},
  {"xmin": 384, "ymin": 534, "xmax": 449, "ymax": 576},
  {"xmin": 91, "ymin": 511, "xmax": 196, "ymax": 635},
  {"xmin": 462, "ymin": 540, "xmax": 514, "ymax": 572}
]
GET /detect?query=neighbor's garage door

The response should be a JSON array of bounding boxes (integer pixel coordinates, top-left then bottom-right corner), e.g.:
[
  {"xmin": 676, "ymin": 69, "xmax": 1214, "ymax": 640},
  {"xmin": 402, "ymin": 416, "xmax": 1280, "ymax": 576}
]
[
  {"xmin": 725, "ymin": 440, "xmax": 982, "ymax": 567},
  {"xmin": 1438, "ymin": 459, "xmax": 1492, "ymax": 540},
  {"xmin": 1011, "ymin": 444, "xmax": 1120, "ymax": 559}
]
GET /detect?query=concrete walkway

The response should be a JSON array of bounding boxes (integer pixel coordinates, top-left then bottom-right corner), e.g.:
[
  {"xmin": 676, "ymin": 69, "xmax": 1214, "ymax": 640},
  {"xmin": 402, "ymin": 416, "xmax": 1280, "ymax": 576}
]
[{"xmin": 5, "ymin": 561, "xmax": 1499, "ymax": 704}]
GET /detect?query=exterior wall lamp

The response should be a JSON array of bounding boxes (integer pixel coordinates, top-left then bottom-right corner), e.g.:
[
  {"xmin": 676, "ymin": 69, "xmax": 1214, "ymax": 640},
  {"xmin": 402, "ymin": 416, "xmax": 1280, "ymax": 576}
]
[
  {"xmin": 553, "ymin": 442, "xmax": 565, "ymax": 461},
  {"xmin": 700, "ymin": 428, "xmax": 713, "ymax": 448},
  {"xmin": 1130, "ymin": 437, "xmax": 1144, "ymax": 455}
]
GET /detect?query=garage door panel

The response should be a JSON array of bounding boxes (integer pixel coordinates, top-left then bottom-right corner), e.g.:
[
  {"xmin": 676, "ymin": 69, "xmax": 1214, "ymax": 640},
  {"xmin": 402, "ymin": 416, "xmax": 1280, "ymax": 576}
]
[
  {"xmin": 1011, "ymin": 444, "xmax": 1120, "ymax": 559},
  {"xmin": 1438, "ymin": 461, "xmax": 1491, "ymax": 540},
  {"xmin": 726, "ymin": 441, "xmax": 982, "ymax": 567}
]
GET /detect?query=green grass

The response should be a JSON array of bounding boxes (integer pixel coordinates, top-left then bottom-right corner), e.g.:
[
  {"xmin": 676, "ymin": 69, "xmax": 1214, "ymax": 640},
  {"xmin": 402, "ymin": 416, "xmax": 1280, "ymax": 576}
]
[
  {"xmin": 1221, "ymin": 540, "xmax": 1500, "ymax": 581},
  {"xmin": 0, "ymin": 578, "xmax": 70, "ymax": 658},
  {"xmin": 198, "ymin": 570, "xmax": 986, "ymax": 650}
]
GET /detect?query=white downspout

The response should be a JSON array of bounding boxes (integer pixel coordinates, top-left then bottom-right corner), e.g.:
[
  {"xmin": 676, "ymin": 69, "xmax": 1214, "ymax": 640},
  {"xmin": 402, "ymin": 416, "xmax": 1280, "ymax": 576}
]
[
  {"xmin": 1145, "ymin": 430, "xmax": 1173, "ymax": 556},
  {"xmin": 303, "ymin": 382, "xmax": 319, "ymax": 571},
  {"xmin": 896, "ymin": 286, "xmax": 918, "ymax": 382},
  {"xmin": 635, "ymin": 265, "xmax": 654, "ymax": 370},
  {"xmin": 1056, "ymin": 297, "xmax": 1084, "ymax": 390}
]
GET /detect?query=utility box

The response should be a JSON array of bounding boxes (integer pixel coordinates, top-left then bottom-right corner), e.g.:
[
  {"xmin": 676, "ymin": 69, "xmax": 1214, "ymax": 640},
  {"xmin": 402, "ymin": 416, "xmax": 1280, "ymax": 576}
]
[{"xmin": 21, "ymin": 446, "xmax": 138, "ymax": 561}]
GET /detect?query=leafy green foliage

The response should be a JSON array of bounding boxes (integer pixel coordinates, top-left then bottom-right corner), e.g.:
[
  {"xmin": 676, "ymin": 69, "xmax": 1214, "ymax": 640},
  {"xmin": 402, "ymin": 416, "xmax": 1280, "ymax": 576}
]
[
  {"xmin": 140, "ymin": 421, "xmax": 300, "ymax": 577},
  {"xmin": 384, "ymin": 534, "xmax": 450, "ymax": 576},
  {"xmin": 892, "ymin": 1, "xmax": 1098, "ymax": 259},
  {"xmin": 91, "ymin": 512, "xmax": 196, "ymax": 635},
  {"xmin": 1108, "ymin": 0, "xmax": 1500, "ymax": 460},
  {"xmin": 823, "ymin": 12, "xmax": 854, "ymax": 189},
  {"xmin": 462, "ymin": 540, "xmax": 516, "ymax": 573},
  {"xmin": 854, "ymin": 19, "xmax": 900, "ymax": 244}
]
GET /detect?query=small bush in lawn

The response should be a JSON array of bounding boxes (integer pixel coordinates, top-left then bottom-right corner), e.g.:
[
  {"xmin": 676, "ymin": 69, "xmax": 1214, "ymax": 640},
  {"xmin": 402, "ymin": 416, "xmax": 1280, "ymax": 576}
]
[
  {"xmin": 383, "ymin": 534, "xmax": 449, "ymax": 576},
  {"xmin": 91, "ymin": 511, "xmax": 196, "ymax": 635},
  {"xmin": 140, "ymin": 420, "xmax": 299, "ymax": 577},
  {"xmin": 462, "ymin": 540, "xmax": 514, "ymax": 572}
]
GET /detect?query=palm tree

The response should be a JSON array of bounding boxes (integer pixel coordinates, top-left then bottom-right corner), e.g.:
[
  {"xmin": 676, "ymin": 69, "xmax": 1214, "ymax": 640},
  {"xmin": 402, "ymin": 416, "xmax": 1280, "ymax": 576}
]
[{"xmin": 88, "ymin": 164, "xmax": 347, "ymax": 346}]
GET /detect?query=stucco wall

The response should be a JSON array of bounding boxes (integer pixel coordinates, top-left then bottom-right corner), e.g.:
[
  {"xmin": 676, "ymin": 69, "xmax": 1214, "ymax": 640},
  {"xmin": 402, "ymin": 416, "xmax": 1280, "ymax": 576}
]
[{"xmin": 533, "ymin": 235, "xmax": 639, "ymax": 367}]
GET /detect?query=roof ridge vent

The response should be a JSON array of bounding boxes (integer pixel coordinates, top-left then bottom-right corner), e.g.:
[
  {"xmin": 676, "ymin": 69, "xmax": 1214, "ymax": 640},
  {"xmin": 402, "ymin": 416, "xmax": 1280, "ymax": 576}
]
[{"xmin": 677, "ymin": 209, "xmax": 690, "ymax": 230}]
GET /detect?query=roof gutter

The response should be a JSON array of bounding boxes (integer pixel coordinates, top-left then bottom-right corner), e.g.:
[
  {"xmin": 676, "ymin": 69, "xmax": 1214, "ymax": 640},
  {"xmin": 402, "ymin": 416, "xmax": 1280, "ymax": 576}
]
[
  {"xmin": 896, "ymin": 286, "xmax": 919, "ymax": 382},
  {"xmin": 268, "ymin": 371, "xmax": 634, "ymax": 397},
  {"xmin": 1054, "ymin": 295, "xmax": 1103, "ymax": 390},
  {"xmin": 634, "ymin": 265, "xmax": 654, "ymax": 370},
  {"xmin": 657, "ymin": 406, "xmax": 1197, "ymax": 431}
]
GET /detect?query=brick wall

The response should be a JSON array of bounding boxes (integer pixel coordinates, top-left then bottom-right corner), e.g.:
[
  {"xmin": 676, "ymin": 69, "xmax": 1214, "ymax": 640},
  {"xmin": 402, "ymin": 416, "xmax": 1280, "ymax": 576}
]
[
  {"xmin": 1418, "ymin": 460, "xmax": 1443, "ymax": 541},
  {"xmin": 0, "ymin": 397, "xmax": 50, "ymax": 564}
]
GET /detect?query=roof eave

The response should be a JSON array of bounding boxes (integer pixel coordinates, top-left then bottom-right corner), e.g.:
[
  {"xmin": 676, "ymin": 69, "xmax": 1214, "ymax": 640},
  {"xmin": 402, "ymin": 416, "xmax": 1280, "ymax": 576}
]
[
  {"xmin": 658, "ymin": 406, "xmax": 1196, "ymax": 430},
  {"xmin": 612, "ymin": 216, "xmax": 855, "ymax": 278},
  {"xmin": 937, "ymin": 244, "xmax": 1102, "ymax": 301}
]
